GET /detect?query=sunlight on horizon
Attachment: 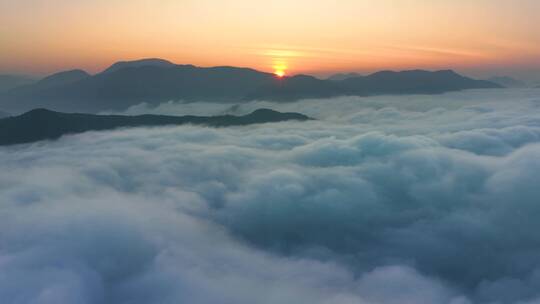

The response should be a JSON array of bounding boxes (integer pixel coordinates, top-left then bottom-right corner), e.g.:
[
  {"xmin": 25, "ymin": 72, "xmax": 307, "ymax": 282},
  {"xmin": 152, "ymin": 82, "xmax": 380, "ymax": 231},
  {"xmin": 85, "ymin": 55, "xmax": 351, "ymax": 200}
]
[
  {"xmin": 272, "ymin": 62, "xmax": 287, "ymax": 77},
  {"xmin": 0, "ymin": 0, "xmax": 539, "ymax": 80}
]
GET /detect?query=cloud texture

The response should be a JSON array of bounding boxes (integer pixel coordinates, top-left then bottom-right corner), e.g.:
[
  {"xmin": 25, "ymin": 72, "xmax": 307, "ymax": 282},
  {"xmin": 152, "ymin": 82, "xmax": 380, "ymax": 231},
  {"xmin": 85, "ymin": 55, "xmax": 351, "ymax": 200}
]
[{"xmin": 2, "ymin": 89, "xmax": 540, "ymax": 303}]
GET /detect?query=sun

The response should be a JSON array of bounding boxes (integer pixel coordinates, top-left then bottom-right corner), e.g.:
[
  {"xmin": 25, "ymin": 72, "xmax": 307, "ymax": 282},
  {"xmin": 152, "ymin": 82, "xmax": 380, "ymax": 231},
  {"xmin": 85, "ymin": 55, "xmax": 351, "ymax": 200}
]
[{"xmin": 273, "ymin": 63, "xmax": 287, "ymax": 78}]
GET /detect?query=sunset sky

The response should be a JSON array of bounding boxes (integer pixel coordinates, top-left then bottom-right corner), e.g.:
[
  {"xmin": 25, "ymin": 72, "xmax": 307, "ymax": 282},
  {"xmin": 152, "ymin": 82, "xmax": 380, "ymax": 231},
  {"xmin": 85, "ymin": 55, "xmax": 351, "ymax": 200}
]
[{"xmin": 1, "ymin": 0, "xmax": 539, "ymax": 80}]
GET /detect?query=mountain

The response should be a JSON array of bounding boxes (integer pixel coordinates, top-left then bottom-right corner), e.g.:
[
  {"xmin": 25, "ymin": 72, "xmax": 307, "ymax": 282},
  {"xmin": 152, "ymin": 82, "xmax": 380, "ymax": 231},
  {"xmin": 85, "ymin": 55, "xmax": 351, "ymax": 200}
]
[
  {"xmin": 0, "ymin": 108, "xmax": 310, "ymax": 146},
  {"xmin": 0, "ymin": 70, "xmax": 88, "ymax": 94},
  {"xmin": 0, "ymin": 75, "xmax": 36, "ymax": 92},
  {"xmin": 101, "ymin": 58, "xmax": 175, "ymax": 74},
  {"xmin": 5, "ymin": 69, "xmax": 90, "ymax": 97},
  {"xmin": 0, "ymin": 59, "xmax": 501, "ymax": 114},
  {"xmin": 327, "ymin": 72, "xmax": 362, "ymax": 81},
  {"xmin": 339, "ymin": 70, "xmax": 500, "ymax": 95},
  {"xmin": 30, "ymin": 69, "xmax": 90, "ymax": 88},
  {"xmin": 0, "ymin": 110, "xmax": 10, "ymax": 118},
  {"xmin": 37, "ymin": 69, "xmax": 90, "ymax": 87},
  {"xmin": 0, "ymin": 61, "xmax": 275, "ymax": 113},
  {"xmin": 486, "ymin": 76, "xmax": 527, "ymax": 88},
  {"xmin": 245, "ymin": 74, "xmax": 344, "ymax": 101}
]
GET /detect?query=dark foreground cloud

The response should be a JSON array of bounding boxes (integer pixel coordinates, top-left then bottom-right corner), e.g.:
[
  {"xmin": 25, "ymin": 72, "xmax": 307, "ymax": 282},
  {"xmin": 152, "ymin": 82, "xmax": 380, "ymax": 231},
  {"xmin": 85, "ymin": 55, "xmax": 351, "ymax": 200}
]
[{"xmin": 2, "ymin": 89, "xmax": 540, "ymax": 303}]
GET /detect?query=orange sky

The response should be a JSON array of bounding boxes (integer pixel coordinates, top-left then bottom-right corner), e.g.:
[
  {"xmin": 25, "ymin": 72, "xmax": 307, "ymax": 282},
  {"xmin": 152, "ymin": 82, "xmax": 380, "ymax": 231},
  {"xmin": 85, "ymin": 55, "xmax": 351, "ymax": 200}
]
[{"xmin": 1, "ymin": 0, "xmax": 539, "ymax": 80}]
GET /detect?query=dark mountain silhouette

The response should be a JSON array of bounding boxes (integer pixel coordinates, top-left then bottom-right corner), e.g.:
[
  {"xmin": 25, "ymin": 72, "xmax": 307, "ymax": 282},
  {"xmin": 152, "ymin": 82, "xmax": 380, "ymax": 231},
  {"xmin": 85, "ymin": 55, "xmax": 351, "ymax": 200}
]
[
  {"xmin": 31, "ymin": 69, "xmax": 90, "ymax": 88},
  {"xmin": 0, "ymin": 108, "xmax": 310, "ymax": 146},
  {"xmin": 101, "ymin": 58, "xmax": 175, "ymax": 74},
  {"xmin": 339, "ymin": 70, "xmax": 500, "ymax": 95},
  {"xmin": 327, "ymin": 72, "xmax": 362, "ymax": 81},
  {"xmin": 0, "ymin": 74, "xmax": 36, "ymax": 92},
  {"xmin": 245, "ymin": 74, "xmax": 344, "ymax": 101},
  {"xmin": 5, "ymin": 70, "xmax": 90, "ymax": 98},
  {"xmin": 0, "ymin": 59, "xmax": 501, "ymax": 113},
  {"xmin": 486, "ymin": 76, "xmax": 527, "ymax": 88},
  {"xmin": 0, "ymin": 61, "xmax": 276, "ymax": 113}
]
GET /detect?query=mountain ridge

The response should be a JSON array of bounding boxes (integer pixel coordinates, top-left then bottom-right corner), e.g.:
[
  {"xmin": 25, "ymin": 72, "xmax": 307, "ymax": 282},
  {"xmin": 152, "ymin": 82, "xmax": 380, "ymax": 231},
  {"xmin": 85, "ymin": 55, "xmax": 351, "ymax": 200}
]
[
  {"xmin": 102, "ymin": 58, "xmax": 176, "ymax": 74},
  {"xmin": 0, "ymin": 74, "xmax": 37, "ymax": 92},
  {"xmin": 0, "ymin": 58, "xmax": 501, "ymax": 114},
  {"xmin": 486, "ymin": 76, "xmax": 527, "ymax": 88},
  {"xmin": 0, "ymin": 108, "xmax": 310, "ymax": 146},
  {"xmin": 327, "ymin": 72, "xmax": 363, "ymax": 81},
  {"xmin": 34, "ymin": 69, "xmax": 90, "ymax": 88}
]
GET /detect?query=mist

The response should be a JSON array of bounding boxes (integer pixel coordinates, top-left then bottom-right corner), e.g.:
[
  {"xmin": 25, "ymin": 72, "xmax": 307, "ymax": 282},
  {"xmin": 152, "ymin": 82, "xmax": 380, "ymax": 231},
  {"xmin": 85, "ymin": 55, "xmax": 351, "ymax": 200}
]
[{"xmin": 2, "ymin": 89, "xmax": 540, "ymax": 303}]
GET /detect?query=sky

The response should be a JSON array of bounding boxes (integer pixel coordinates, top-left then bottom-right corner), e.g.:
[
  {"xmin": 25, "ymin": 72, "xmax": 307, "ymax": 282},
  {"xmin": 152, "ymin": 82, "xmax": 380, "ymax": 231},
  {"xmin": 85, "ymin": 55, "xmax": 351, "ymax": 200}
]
[{"xmin": 1, "ymin": 0, "xmax": 540, "ymax": 81}]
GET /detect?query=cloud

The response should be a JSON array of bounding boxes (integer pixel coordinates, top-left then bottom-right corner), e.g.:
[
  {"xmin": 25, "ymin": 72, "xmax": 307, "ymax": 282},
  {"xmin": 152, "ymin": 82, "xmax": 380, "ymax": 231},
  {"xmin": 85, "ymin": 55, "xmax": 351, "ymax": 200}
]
[{"xmin": 2, "ymin": 89, "xmax": 540, "ymax": 303}]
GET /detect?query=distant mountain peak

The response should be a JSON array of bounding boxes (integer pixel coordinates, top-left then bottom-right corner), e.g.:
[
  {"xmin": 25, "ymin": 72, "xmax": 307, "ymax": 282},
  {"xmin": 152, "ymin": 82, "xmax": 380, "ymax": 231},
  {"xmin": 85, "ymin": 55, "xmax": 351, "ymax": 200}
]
[
  {"xmin": 0, "ymin": 74, "xmax": 37, "ymax": 92},
  {"xmin": 327, "ymin": 72, "xmax": 362, "ymax": 81},
  {"xmin": 38, "ymin": 69, "xmax": 90, "ymax": 84},
  {"xmin": 288, "ymin": 74, "xmax": 319, "ymax": 80},
  {"xmin": 370, "ymin": 69, "xmax": 459, "ymax": 77},
  {"xmin": 434, "ymin": 69, "xmax": 459, "ymax": 75},
  {"xmin": 102, "ymin": 58, "xmax": 175, "ymax": 74},
  {"xmin": 20, "ymin": 108, "xmax": 55, "ymax": 116},
  {"xmin": 486, "ymin": 76, "xmax": 526, "ymax": 88}
]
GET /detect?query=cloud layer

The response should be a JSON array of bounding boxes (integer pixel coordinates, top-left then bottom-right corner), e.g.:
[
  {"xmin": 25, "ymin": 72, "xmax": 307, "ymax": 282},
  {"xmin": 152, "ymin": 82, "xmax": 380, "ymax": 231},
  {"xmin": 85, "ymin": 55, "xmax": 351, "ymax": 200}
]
[{"xmin": 2, "ymin": 89, "xmax": 540, "ymax": 303}]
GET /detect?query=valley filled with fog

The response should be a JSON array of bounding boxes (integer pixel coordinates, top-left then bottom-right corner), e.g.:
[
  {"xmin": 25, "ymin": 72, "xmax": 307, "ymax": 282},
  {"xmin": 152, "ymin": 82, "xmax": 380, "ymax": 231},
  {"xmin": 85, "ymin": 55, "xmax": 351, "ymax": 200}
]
[{"xmin": 2, "ymin": 89, "xmax": 540, "ymax": 303}]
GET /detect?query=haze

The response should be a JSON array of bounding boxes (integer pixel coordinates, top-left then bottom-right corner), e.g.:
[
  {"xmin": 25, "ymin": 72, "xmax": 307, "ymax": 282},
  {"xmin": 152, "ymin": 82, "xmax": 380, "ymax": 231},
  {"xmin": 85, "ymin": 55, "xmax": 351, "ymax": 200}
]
[{"xmin": 1, "ymin": 0, "xmax": 540, "ymax": 80}]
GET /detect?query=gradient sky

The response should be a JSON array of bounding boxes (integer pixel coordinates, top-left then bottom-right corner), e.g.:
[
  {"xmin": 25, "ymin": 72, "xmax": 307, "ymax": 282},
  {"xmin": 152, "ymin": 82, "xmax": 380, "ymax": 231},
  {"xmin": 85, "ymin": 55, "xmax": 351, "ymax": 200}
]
[{"xmin": 1, "ymin": 0, "xmax": 539, "ymax": 80}]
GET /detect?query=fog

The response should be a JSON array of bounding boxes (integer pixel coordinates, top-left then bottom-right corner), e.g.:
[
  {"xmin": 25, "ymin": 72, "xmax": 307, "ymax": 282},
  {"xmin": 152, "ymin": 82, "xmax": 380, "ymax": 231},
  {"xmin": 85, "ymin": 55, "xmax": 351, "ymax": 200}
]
[{"xmin": 2, "ymin": 89, "xmax": 540, "ymax": 303}]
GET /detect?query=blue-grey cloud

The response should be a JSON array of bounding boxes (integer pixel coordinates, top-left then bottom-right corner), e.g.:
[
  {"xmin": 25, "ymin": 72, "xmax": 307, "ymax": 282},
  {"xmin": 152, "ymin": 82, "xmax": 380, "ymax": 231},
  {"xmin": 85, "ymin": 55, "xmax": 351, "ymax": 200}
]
[{"xmin": 2, "ymin": 89, "xmax": 540, "ymax": 303}]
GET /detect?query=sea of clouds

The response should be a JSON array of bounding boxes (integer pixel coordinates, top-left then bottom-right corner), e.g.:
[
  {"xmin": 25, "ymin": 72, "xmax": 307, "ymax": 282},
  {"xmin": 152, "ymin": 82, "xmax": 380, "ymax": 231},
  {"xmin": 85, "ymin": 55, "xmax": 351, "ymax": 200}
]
[{"xmin": 2, "ymin": 89, "xmax": 540, "ymax": 303}]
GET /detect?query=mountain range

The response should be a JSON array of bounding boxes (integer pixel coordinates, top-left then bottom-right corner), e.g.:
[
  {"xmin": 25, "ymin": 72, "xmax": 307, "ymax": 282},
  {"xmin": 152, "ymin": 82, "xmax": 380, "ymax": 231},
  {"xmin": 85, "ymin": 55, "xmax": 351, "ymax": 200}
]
[
  {"xmin": 0, "ymin": 108, "xmax": 310, "ymax": 146},
  {"xmin": 0, "ymin": 58, "xmax": 501, "ymax": 114},
  {"xmin": 0, "ymin": 74, "xmax": 36, "ymax": 93},
  {"xmin": 485, "ymin": 76, "xmax": 527, "ymax": 88},
  {"xmin": 327, "ymin": 72, "xmax": 363, "ymax": 81}
]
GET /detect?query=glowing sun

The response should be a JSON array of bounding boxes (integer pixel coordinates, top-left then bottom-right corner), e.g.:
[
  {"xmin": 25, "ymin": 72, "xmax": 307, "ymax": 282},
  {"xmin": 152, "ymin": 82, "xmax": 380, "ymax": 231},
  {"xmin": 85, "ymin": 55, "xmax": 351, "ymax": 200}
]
[{"xmin": 273, "ymin": 64, "xmax": 287, "ymax": 77}]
